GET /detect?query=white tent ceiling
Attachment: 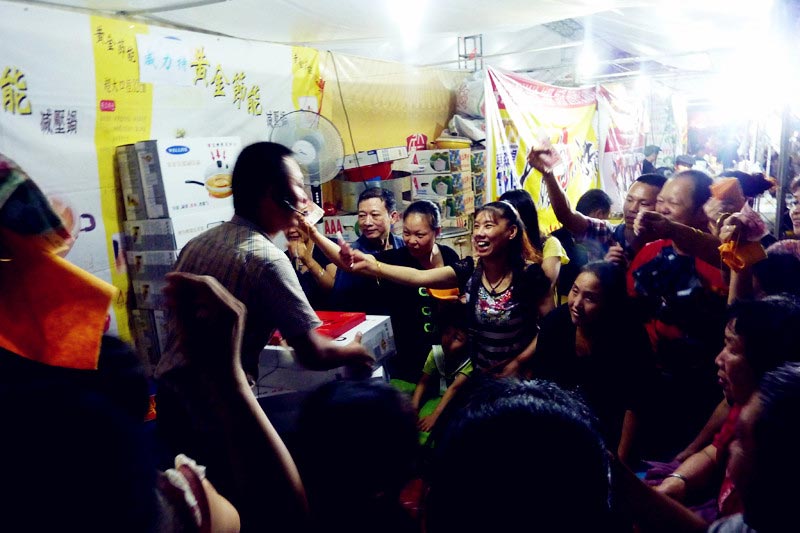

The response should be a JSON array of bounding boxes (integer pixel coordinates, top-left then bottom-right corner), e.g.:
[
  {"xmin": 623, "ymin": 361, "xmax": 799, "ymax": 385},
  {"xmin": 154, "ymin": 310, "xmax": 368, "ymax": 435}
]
[{"xmin": 14, "ymin": 0, "xmax": 790, "ymax": 100}]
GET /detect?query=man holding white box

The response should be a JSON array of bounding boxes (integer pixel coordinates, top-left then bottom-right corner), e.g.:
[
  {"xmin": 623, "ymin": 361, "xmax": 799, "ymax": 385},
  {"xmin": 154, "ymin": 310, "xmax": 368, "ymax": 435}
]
[{"xmin": 157, "ymin": 142, "xmax": 373, "ymax": 379}]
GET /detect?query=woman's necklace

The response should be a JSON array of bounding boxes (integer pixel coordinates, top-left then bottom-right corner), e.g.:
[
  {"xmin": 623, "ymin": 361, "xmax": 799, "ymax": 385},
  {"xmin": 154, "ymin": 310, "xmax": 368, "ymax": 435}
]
[{"xmin": 483, "ymin": 271, "xmax": 509, "ymax": 296}]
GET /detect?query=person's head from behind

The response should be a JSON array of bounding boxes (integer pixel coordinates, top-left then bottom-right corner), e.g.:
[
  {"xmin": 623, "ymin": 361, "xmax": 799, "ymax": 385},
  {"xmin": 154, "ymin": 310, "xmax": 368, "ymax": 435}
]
[
  {"xmin": 437, "ymin": 303, "xmax": 470, "ymax": 361},
  {"xmin": 753, "ymin": 244, "xmax": 800, "ymax": 299},
  {"xmin": 0, "ymin": 381, "xmax": 158, "ymax": 532},
  {"xmin": 575, "ymin": 188, "xmax": 613, "ymax": 219},
  {"xmin": 232, "ymin": 142, "xmax": 308, "ymax": 233},
  {"xmin": 715, "ymin": 295, "xmax": 800, "ymax": 405},
  {"xmin": 402, "ymin": 199, "xmax": 441, "ymax": 260},
  {"xmin": 427, "ymin": 378, "xmax": 610, "ymax": 532},
  {"xmin": 728, "ymin": 362, "xmax": 800, "ymax": 532},
  {"xmin": 568, "ymin": 261, "xmax": 627, "ymax": 329},
  {"xmin": 472, "ymin": 201, "xmax": 537, "ymax": 266},
  {"xmin": 498, "ymin": 188, "xmax": 542, "ymax": 250},
  {"xmin": 719, "ymin": 170, "xmax": 772, "ymax": 202},
  {"xmin": 656, "ymin": 170, "xmax": 713, "ymax": 228},
  {"xmin": 356, "ymin": 187, "xmax": 398, "ymax": 245},
  {"xmin": 296, "ymin": 380, "xmax": 418, "ymax": 518},
  {"xmin": 674, "ymin": 154, "xmax": 695, "ymax": 172},
  {"xmin": 622, "ymin": 173, "xmax": 666, "ymax": 229},
  {"xmin": 644, "ymin": 145, "xmax": 661, "ymax": 163}
]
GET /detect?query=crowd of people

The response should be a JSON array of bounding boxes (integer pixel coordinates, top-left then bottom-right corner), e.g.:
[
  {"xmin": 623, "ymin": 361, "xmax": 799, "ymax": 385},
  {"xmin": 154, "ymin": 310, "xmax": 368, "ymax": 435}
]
[{"xmin": 3, "ymin": 138, "xmax": 800, "ymax": 532}]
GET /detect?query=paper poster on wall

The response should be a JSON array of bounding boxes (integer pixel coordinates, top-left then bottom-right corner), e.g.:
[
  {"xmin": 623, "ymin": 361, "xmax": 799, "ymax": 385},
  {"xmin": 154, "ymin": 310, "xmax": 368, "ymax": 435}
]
[
  {"xmin": 485, "ymin": 67, "xmax": 599, "ymax": 231},
  {"xmin": 0, "ymin": 4, "xmax": 112, "ymax": 299},
  {"xmin": 1, "ymin": 2, "xmax": 321, "ymax": 340},
  {"xmin": 92, "ymin": 15, "xmax": 154, "ymax": 339},
  {"xmin": 136, "ymin": 34, "xmax": 194, "ymax": 86},
  {"xmin": 145, "ymin": 26, "xmax": 300, "ymax": 144}
]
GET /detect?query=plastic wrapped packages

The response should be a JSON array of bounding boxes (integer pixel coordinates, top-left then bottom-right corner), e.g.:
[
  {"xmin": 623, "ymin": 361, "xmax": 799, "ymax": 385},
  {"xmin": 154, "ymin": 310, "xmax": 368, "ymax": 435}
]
[
  {"xmin": 455, "ymin": 70, "xmax": 485, "ymax": 118},
  {"xmin": 448, "ymin": 114, "xmax": 486, "ymax": 143}
]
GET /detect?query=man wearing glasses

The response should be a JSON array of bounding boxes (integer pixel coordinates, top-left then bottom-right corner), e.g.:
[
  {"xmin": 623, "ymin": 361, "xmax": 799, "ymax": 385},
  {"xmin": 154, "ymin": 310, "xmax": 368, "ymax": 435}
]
[{"xmin": 159, "ymin": 142, "xmax": 373, "ymax": 380}]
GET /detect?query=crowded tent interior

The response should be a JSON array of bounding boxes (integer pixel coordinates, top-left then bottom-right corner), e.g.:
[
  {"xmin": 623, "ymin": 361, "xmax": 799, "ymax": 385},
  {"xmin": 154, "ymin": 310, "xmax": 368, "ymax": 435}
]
[{"xmin": 4, "ymin": 0, "xmax": 800, "ymax": 531}]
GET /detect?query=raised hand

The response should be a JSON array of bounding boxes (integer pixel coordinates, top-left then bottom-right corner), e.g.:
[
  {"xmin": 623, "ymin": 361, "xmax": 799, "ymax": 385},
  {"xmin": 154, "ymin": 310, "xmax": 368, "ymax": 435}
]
[
  {"xmin": 527, "ymin": 144, "xmax": 561, "ymax": 175},
  {"xmin": 604, "ymin": 243, "xmax": 629, "ymax": 268},
  {"xmin": 718, "ymin": 213, "xmax": 746, "ymax": 243},
  {"xmin": 348, "ymin": 249, "xmax": 378, "ymax": 275},
  {"xmin": 634, "ymin": 210, "xmax": 672, "ymax": 240}
]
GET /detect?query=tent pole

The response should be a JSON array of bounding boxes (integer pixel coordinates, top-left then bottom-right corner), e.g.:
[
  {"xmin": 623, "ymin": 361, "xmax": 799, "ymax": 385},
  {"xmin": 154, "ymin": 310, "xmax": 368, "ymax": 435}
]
[{"xmin": 774, "ymin": 104, "xmax": 792, "ymax": 240}]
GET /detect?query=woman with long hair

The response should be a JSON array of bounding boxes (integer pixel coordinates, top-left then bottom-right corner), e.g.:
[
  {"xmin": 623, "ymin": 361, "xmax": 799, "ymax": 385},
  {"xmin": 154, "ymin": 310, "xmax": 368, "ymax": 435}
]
[
  {"xmin": 347, "ymin": 201, "xmax": 550, "ymax": 378},
  {"xmin": 529, "ymin": 261, "xmax": 657, "ymax": 466},
  {"xmin": 499, "ymin": 188, "xmax": 568, "ymax": 314}
]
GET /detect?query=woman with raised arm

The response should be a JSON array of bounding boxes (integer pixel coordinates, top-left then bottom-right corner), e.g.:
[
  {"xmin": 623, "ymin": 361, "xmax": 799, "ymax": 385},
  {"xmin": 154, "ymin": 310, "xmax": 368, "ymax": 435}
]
[
  {"xmin": 499, "ymin": 188, "xmax": 568, "ymax": 315},
  {"xmin": 348, "ymin": 201, "xmax": 550, "ymax": 378}
]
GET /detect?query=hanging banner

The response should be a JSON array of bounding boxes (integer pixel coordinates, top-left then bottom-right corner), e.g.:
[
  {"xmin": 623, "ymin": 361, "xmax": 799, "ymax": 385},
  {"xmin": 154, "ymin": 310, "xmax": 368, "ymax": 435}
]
[
  {"xmin": 484, "ymin": 67, "xmax": 599, "ymax": 231},
  {"xmin": 1, "ymin": 2, "xmax": 319, "ymax": 339},
  {"xmin": 92, "ymin": 16, "xmax": 154, "ymax": 339},
  {"xmin": 597, "ymin": 83, "xmax": 647, "ymax": 210}
]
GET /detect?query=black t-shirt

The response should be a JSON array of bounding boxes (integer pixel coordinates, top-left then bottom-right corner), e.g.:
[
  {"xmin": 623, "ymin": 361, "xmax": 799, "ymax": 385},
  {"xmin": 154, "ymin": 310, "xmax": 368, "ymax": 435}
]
[
  {"xmin": 551, "ymin": 227, "xmax": 590, "ymax": 299},
  {"xmin": 530, "ymin": 305, "xmax": 657, "ymax": 450},
  {"xmin": 375, "ymin": 245, "xmax": 461, "ymax": 382}
]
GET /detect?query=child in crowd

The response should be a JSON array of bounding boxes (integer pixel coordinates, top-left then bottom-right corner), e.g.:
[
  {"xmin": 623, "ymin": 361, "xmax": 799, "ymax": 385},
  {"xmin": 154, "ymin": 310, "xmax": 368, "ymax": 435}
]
[{"xmin": 411, "ymin": 303, "xmax": 473, "ymax": 434}]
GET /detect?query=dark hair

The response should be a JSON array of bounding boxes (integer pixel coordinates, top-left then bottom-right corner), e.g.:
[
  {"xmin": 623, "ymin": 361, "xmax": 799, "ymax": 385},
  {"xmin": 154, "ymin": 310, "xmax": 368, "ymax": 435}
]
[
  {"xmin": 727, "ymin": 295, "xmax": 800, "ymax": 378},
  {"xmin": 753, "ymin": 251, "xmax": 800, "ymax": 298},
  {"xmin": 403, "ymin": 199, "xmax": 441, "ymax": 231},
  {"xmin": 427, "ymin": 377, "xmax": 610, "ymax": 532},
  {"xmin": 357, "ymin": 187, "xmax": 397, "ymax": 213},
  {"xmin": 497, "ymin": 189, "xmax": 543, "ymax": 252},
  {"xmin": 0, "ymin": 381, "xmax": 157, "ymax": 532},
  {"xmin": 437, "ymin": 302, "xmax": 469, "ymax": 332},
  {"xmin": 296, "ymin": 380, "xmax": 418, "ymax": 528},
  {"xmin": 475, "ymin": 201, "xmax": 540, "ymax": 266},
  {"xmin": 675, "ymin": 154, "xmax": 695, "ymax": 168},
  {"xmin": 635, "ymin": 173, "xmax": 668, "ymax": 189},
  {"xmin": 720, "ymin": 170, "xmax": 772, "ymax": 198},
  {"xmin": 672, "ymin": 170, "xmax": 713, "ymax": 211},
  {"xmin": 746, "ymin": 362, "xmax": 800, "ymax": 531},
  {"xmin": 577, "ymin": 261, "xmax": 629, "ymax": 320},
  {"xmin": 232, "ymin": 142, "xmax": 295, "ymax": 219},
  {"xmin": 575, "ymin": 189, "xmax": 612, "ymax": 216}
]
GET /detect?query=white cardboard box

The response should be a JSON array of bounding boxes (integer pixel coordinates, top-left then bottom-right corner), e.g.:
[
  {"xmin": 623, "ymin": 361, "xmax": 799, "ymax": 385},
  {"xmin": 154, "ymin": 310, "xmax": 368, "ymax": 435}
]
[
  {"xmin": 124, "ymin": 205, "xmax": 233, "ymax": 251},
  {"xmin": 116, "ymin": 144, "xmax": 148, "ymax": 221},
  {"xmin": 409, "ymin": 148, "xmax": 471, "ymax": 175},
  {"xmin": 317, "ymin": 214, "xmax": 359, "ymax": 243},
  {"xmin": 131, "ymin": 308, "xmax": 169, "ymax": 374},
  {"xmin": 132, "ymin": 279, "xmax": 169, "ymax": 310},
  {"xmin": 342, "ymin": 146, "xmax": 409, "ymax": 170},
  {"xmin": 126, "ymin": 250, "xmax": 178, "ymax": 281},
  {"xmin": 256, "ymin": 315, "xmax": 396, "ymax": 395},
  {"xmin": 136, "ymin": 137, "xmax": 241, "ymax": 219},
  {"xmin": 411, "ymin": 172, "xmax": 473, "ymax": 198},
  {"xmin": 131, "ymin": 308, "xmax": 160, "ymax": 370}
]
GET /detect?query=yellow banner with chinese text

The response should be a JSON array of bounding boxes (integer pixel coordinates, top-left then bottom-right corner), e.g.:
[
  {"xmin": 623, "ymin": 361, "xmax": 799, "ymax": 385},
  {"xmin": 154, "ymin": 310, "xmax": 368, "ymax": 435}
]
[
  {"xmin": 485, "ymin": 67, "xmax": 600, "ymax": 232},
  {"xmin": 91, "ymin": 16, "xmax": 153, "ymax": 340}
]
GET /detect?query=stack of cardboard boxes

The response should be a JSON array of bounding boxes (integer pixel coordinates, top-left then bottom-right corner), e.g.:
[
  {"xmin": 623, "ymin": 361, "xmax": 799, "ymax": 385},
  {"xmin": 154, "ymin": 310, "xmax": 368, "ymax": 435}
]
[
  {"xmin": 409, "ymin": 147, "xmax": 475, "ymax": 228},
  {"xmin": 117, "ymin": 137, "xmax": 242, "ymax": 370},
  {"xmin": 471, "ymin": 149, "xmax": 486, "ymax": 210}
]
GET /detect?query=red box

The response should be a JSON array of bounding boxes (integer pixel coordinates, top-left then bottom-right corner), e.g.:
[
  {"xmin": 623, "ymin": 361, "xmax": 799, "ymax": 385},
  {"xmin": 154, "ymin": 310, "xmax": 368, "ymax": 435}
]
[{"xmin": 315, "ymin": 311, "xmax": 366, "ymax": 338}]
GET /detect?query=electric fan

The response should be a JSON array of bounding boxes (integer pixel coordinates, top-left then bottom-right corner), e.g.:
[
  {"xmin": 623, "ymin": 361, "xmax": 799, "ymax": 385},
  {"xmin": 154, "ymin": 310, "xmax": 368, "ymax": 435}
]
[{"xmin": 269, "ymin": 110, "xmax": 345, "ymax": 207}]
